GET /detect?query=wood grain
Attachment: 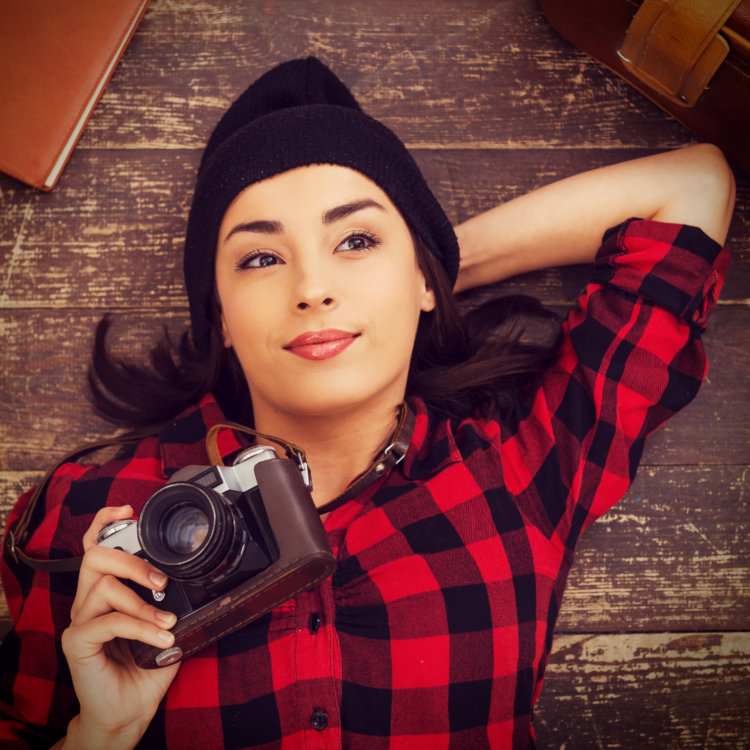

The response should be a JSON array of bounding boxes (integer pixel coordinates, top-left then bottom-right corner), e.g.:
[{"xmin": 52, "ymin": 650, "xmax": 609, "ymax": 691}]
[
  {"xmin": 0, "ymin": 310, "xmax": 190, "ymax": 468},
  {"xmin": 1, "ymin": 150, "xmax": 748, "ymax": 309},
  {"xmin": 559, "ymin": 466, "xmax": 750, "ymax": 632},
  {"xmin": 535, "ymin": 632, "xmax": 750, "ymax": 749},
  {"xmin": 59, "ymin": 0, "xmax": 693, "ymax": 152}
]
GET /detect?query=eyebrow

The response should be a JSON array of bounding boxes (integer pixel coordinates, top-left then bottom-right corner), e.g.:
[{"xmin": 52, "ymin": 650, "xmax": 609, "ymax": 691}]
[
  {"xmin": 224, "ymin": 219, "xmax": 284, "ymax": 242},
  {"xmin": 322, "ymin": 198, "xmax": 386, "ymax": 226},
  {"xmin": 223, "ymin": 198, "xmax": 387, "ymax": 242}
]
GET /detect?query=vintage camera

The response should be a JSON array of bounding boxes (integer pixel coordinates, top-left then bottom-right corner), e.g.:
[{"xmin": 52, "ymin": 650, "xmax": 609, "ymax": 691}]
[{"xmin": 97, "ymin": 445, "xmax": 335, "ymax": 669}]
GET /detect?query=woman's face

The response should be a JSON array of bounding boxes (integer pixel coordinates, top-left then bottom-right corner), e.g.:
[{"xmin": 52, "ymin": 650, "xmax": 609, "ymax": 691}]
[{"xmin": 214, "ymin": 164, "xmax": 436, "ymax": 419}]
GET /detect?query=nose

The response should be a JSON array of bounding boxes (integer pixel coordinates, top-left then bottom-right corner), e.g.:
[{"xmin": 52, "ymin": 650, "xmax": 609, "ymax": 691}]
[
  {"xmin": 297, "ymin": 297, "xmax": 333, "ymax": 310},
  {"xmin": 292, "ymin": 259, "xmax": 337, "ymax": 312}
]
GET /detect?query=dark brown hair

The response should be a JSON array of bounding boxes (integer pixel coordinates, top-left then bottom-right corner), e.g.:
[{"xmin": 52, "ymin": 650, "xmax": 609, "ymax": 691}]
[{"xmin": 88, "ymin": 232, "xmax": 564, "ymax": 433}]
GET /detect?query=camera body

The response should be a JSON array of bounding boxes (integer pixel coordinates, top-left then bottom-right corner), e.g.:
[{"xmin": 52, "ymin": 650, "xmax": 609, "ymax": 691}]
[
  {"xmin": 99, "ymin": 446, "xmax": 280, "ymax": 619},
  {"xmin": 98, "ymin": 446, "xmax": 336, "ymax": 668}
]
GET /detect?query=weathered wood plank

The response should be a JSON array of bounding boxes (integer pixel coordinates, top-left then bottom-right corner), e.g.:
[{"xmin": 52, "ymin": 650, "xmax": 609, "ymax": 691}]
[
  {"xmin": 0, "ymin": 310, "xmax": 189, "ymax": 470},
  {"xmin": 535, "ymin": 632, "xmax": 750, "ymax": 749},
  {"xmin": 1, "ymin": 150, "xmax": 748, "ymax": 308},
  {"xmin": 0, "ymin": 153, "xmax": 195, "ymax": 306},
  {"xmin": 53, "ymin": 0, "xmax": 691, "ymax": 153},
  {"xmin": 558, "ymin": 466, "xmax": 750, "ymax": 632},
  {"xmin": 0, "ymin": 472, "xmax": 41, "ymax": 525},
  {"xmin": 2, "ymin": 465, "xmax": 746, "ymax": 633},
  {"xmin": 1, "ymin": 306, "xmax": 746, "ymax": 470}
]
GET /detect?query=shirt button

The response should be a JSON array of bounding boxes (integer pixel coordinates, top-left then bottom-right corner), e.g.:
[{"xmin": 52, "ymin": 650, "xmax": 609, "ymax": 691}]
[
  {"xmin": 311, "ymin": 710, "xmax": 328, "ymax": 731},
  {"xmin": 308, "ymin": 612, "xmax": 321, "ymax": 634}
]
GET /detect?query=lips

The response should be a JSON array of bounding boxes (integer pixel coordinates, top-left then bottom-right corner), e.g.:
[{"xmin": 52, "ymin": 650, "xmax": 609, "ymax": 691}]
[{"xmin": 284, "ymin": 329, "xmax": 360, "ymax": 361}]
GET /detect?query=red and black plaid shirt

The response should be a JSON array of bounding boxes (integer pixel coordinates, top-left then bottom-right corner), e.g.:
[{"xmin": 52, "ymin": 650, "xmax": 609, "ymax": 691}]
[{"xmin": 1, "ymin": 219, "xmax": 730, "ymax": 749}]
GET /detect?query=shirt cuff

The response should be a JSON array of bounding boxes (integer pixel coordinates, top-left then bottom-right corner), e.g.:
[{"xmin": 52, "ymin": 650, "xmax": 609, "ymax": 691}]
[{"xmin": 592, "ymin": 218, "xmax": 731, "ymax": 331}]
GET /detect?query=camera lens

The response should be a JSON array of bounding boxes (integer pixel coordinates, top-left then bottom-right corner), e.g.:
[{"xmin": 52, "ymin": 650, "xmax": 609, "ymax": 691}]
[
  {"xmin": 138, "ymin": 483, "xmax": 241, "ymax": 580},
  {"xmin": 162, "ymin": 504, "xmax": 210, "ymax": 554}
]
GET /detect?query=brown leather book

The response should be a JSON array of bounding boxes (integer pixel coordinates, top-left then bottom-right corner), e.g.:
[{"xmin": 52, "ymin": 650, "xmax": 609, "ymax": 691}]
[{"xmin": 0, "ymin": 0, "xmax": 151, "ymax": 191}]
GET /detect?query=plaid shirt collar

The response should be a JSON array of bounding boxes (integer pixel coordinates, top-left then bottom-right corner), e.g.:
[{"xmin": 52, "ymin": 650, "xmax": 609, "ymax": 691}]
[{"xmin": 157, "ymin": 394, "xmax": 462, "ymax": 484}]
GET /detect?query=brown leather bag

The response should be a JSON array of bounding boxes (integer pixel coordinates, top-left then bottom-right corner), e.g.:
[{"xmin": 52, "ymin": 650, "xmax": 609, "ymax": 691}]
[{"xmin": 540, "ymin": 0, "xmax": 750, "ymax": 174}]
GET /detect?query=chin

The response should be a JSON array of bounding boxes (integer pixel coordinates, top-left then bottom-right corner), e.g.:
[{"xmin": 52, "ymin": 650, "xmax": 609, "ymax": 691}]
[
  {"xmin": 275, "ymin": 389, "xmax": 380, "ymax": 417},
  {"xmin": 255, "ymin": 371, "xmax": 405, "ymax": 419}
]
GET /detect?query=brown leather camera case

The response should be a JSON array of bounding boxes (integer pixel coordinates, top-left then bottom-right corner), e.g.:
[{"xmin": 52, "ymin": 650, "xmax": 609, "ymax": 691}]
[{"xmin": 130, "ymin": 458, "xmax": 337, "ymax": 669}]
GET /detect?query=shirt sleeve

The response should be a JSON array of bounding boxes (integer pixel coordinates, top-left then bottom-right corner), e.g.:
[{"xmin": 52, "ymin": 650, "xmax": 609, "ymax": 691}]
[
  {"xmin": 495, "ymin": 218, "xmax": 730, "ymax": 554},
  {"xmin": 0, "ymin": 450, "xmax": 132, "ymax": 750},
  {"xmin": 0, "ymin": 462, "xmax": 104, "ymax": 749},
  {"xmin": 0, "ymin": 411, "xmax": 209, "ymax": 748}
]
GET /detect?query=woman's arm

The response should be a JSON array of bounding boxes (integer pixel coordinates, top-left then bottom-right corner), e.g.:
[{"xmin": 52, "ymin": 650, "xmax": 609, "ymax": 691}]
[
  {"xmin": 454, "ymin": 143, "xmax": 735, "ymax": 293},
  {"xmin": 1, "ymin": 501, "xmax": 179, "ymax": 750}
]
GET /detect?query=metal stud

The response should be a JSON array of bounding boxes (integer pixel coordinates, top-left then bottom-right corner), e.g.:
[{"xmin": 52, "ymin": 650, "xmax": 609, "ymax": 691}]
[
  {"xmin": 375, "ymin": 463, "xmax": 386, "ymax": 474},
  {"xmin": 155, "ymin": 646, "xmax": 183, "ymax": 667},
  {"xmin": 616, "ymin": 49, "xmax": 632, "ymax": 64}
]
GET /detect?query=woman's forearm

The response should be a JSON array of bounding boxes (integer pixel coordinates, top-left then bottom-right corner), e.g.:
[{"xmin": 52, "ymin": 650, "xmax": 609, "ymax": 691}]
[{"xmin": 454, "ymin": 143, "xmax": 735, "ymax": 293}]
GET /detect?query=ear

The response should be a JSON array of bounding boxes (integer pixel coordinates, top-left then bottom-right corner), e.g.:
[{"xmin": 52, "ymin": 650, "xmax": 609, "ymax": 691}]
[
  {"xmin": 419, "ymin": 273, "xmax": 436, "ymax": 313},
  {"xmin": 220, "ymin": 311, "xmax": 233, "ymax": 348},
  {"xmin": 421, "ymin": 288, "xmax": 436, "ymax": 312}
]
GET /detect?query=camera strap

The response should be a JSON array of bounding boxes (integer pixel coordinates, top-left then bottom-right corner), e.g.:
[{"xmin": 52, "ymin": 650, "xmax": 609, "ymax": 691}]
[
  {"xmin": 205, "ymin": 402, "xmax": 416, "ymax": 517},
  {"xmin": 7, "ymin": 404, "xmax": 416, "ymax": 572},
  {"xmin": 205, "ymin": 422, "xmax": 311, "ymax": 484},
  {"xmin": 316, "ymin": 402, "xmax": 415, "ymax": 515},
  {"xmin": 6, "ymin": 433, "xmax": 150, "ymax": 573}
]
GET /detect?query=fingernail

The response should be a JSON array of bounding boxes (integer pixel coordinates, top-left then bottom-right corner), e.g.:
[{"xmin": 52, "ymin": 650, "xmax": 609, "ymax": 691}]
[
  {"xmin": 155, "ymin": 611, "xmax": 176, "ymax": 625},
  {"xmin": 157, "ymin": 630, "xmax": 174, "ymax": 644},
  {"xmin": 149, "ymin": 571, "xmax": 167, "ymax": 587},
  {"xmin": 119, "ymin": 505, "xmax": 132, "ymax": 514}
]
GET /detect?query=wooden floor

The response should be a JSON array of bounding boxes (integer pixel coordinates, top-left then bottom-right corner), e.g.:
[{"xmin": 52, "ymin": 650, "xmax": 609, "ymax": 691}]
[{"xmin": 1, "ymin": 0, "xmax": 748, "ymax": 746}]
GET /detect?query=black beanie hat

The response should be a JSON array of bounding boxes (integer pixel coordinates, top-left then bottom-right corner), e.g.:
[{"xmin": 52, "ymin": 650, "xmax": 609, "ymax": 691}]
[{"xmin": 184, "ymin": 57, "xmax": 460, "ymax": 354}]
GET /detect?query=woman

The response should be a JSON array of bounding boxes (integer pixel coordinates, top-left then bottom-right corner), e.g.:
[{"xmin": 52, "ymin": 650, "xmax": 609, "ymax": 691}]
[{"xmin": 0, "ymin": 57, "xmax": 734, "ymax": 749}]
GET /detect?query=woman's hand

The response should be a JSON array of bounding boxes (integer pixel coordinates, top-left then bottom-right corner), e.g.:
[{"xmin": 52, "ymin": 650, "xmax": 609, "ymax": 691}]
[
  {"xmin": 56, "ymin": 505, "xmax": 181, "ymax": 750},
  {"xmin": 454, "ymin": 143, "xmax": 736, "ymax": 292}
]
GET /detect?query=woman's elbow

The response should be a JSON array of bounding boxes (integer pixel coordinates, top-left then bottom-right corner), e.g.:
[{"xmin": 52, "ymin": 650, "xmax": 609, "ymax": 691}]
[{"xmin": 680, "ymin": 143, "xmax": 736, "ymax": 245}]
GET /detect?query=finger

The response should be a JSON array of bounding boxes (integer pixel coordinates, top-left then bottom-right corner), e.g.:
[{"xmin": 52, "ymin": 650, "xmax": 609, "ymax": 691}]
[
  {"xmin": 82, "ymin": 505, "xmax": 134, "ymax": 551},
  {"xmin": 63, "ymin": 611, "xmax": 176, "ymax": 662},
  {"xmin": 72, "ymin": 573, "xmax": 177, "ymax": 631},
  {"xmin": 72, "ymin": 545, "xmax": 167, "ymax": 620}
]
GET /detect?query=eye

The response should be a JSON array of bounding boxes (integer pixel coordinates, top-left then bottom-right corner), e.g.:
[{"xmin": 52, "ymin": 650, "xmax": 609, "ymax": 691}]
[
  {"xmin": 336, "ymin": 231, "xmax": 381, "ymax": 252},
  {"xmin": 236, "ymin": 251, "xmax": 281, "ymax": 271}
]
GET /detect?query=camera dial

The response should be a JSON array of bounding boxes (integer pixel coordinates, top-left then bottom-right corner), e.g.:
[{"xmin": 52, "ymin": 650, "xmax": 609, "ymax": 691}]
[
  {"xmin": 97, "ymin": 518, "xmax": 136, "ymax": 544},
  {"xmin": 233, "ymin": 445, "xmax": 276, "ymax": 466}
]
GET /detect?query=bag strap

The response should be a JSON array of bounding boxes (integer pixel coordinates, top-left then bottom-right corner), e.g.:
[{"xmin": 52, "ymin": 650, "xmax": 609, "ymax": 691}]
[
  {"xmin": 5, "ymin": 434, "xmax": 148, "ymax": 573},
  {"xmin": 8, "ymin": 404, "xmax": 416, "ymax": 572},
  {"xmin": 617, "ymin": 0, "xmax": 743, "ymax": 107}
]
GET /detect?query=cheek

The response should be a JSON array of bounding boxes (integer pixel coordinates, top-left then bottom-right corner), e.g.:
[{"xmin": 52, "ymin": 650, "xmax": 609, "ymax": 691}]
[
  {"xmin": 219, "ymin": 287, "xmax": 275, "ymax": 358},
  {"xmin": 350, "ymin": 260, "xmax": 424, "ymax": 344}
]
